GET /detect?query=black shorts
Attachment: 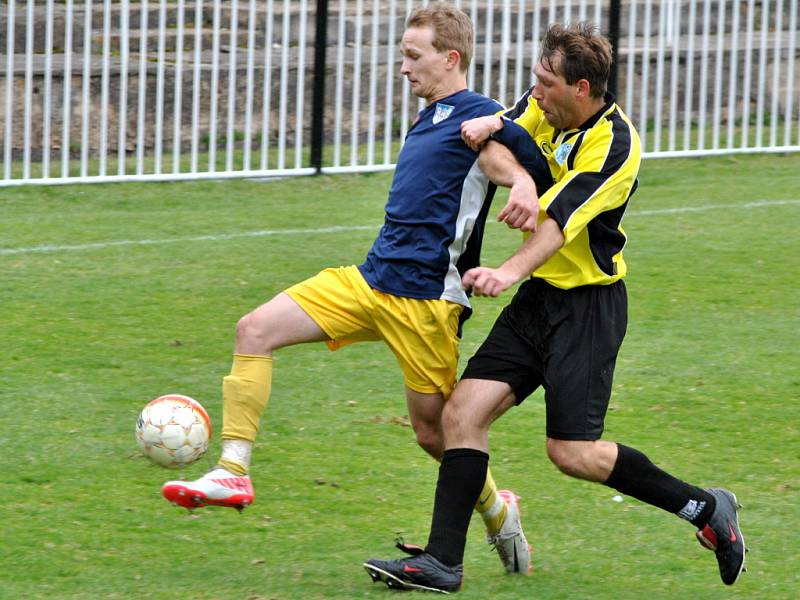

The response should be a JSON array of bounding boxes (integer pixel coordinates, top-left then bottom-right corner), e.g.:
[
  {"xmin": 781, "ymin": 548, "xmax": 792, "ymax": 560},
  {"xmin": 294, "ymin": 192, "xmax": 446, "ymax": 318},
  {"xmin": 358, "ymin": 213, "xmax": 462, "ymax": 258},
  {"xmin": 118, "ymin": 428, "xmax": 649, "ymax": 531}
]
[{"xmin": 461, "ymin": 278, "xmax": 628, "ymax": 440}]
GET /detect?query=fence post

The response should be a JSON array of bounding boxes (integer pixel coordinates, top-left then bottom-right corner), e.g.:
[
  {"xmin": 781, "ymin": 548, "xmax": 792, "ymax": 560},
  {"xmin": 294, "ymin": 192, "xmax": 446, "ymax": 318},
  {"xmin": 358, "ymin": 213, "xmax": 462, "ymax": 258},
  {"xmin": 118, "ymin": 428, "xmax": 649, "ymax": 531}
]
[
  {"xmin": 311, "ymin": 0, "xmax": 329, "ymax": 173},
  {"xmin": 607, "ymin": 0, "xmax": 622, "ymax": 96}
]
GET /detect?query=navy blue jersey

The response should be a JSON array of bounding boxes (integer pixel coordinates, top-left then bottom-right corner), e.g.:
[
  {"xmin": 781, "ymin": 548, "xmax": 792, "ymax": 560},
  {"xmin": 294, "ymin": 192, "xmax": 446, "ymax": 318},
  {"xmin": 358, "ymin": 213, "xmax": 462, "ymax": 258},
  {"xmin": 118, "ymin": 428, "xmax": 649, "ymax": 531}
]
[{"xmin": 359, "ymin": 89, "xmax": 503, "ymax": 308}]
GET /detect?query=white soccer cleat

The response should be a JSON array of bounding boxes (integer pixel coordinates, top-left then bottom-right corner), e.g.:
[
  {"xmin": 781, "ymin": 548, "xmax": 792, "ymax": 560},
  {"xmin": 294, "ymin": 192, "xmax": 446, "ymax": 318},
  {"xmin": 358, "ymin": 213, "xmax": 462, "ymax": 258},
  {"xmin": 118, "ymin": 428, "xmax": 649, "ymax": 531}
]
[
  {"xmin": 487, "ymin": 490, "xmax": 532, "ymax": 574},
  {"xmin": 162, "ymin": 467, "xmax": 254, "ymax": 512}
]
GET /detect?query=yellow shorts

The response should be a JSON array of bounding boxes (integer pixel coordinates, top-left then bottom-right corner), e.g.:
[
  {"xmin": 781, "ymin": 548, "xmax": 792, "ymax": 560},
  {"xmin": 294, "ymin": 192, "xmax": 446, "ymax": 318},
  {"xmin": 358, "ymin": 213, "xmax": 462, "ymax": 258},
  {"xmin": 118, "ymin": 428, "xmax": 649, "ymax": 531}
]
[{"xmin": 285, "ymin": 266, "xmax": 462, "ymax": 397}]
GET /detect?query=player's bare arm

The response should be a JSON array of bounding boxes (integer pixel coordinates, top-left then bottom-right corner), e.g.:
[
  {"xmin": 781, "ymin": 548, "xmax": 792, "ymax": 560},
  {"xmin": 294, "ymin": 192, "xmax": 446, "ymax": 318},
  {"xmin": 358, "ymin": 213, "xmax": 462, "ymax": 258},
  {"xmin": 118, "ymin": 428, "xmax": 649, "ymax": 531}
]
[
  {"xmin": 462, "ymin": 218, "xmax": 564, "ymax": 297},
  {"xmin": 477, "ymin": 141, "xmax": 539, "ymax": 232},
  {"xmin": 460, "ymin": 114, "xmax": 504, "ymax": 151}
]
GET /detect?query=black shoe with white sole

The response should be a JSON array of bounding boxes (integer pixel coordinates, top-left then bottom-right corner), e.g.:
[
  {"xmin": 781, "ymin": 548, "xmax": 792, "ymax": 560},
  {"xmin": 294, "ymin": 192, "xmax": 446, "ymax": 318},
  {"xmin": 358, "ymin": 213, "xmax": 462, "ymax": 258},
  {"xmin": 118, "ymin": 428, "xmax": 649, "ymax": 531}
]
[{"xmin": 364, "ymin": 542, "xmax": 462, "ymax": 593}]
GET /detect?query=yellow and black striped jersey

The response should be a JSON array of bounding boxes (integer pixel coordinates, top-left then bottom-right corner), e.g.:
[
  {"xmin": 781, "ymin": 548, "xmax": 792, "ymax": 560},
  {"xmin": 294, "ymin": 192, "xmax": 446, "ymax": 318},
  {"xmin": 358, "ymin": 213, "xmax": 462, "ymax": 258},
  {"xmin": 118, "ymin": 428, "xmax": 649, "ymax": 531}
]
[{"xmin": 500, "ymin": 91, "xmax": 641, "ymax": 289}]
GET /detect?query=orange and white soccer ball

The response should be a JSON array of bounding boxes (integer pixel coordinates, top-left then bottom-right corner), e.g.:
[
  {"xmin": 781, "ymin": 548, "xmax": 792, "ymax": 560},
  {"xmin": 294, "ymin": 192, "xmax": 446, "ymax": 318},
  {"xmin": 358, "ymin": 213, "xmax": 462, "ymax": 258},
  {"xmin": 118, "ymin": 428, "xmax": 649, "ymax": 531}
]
[{"xmin": 135, "ymin": 394, "xmax": 211, "ymax": 468}]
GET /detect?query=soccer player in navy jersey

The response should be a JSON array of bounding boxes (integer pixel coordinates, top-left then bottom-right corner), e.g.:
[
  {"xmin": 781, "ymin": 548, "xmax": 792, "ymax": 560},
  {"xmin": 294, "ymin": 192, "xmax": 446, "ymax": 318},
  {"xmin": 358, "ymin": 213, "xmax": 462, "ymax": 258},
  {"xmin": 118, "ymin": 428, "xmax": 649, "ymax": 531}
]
[
  {"xmin": 364, "ymin": 22, "xmax": 745, "ymax": 593},
  {"xmin": 162, "ymin": 2, "xmax": 538, "ymax": 574}
]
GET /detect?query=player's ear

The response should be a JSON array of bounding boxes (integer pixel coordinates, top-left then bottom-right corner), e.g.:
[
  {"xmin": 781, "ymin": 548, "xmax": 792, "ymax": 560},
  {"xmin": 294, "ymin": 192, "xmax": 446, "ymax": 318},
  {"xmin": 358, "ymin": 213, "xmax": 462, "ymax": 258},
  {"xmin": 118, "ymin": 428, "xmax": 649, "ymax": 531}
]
[
  {"xmin": 445, "ymin": 49, "xmax": 461, "ymax": 70},
  {"xmin": 575, "ymin": 79, "xmax": 591, "ymax": 98}
]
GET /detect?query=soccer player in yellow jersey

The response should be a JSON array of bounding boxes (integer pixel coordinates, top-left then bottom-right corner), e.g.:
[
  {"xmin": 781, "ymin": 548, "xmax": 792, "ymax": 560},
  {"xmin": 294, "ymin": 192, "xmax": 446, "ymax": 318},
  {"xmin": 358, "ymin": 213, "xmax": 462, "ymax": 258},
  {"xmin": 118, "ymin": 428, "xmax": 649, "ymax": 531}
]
[
  {"xmin": 162, "ymin": 2, "xmax": 537, "ymax": 575},
  {"xmin": 365, "ymin": 22, "xmax": 745, "ymax": 593}
]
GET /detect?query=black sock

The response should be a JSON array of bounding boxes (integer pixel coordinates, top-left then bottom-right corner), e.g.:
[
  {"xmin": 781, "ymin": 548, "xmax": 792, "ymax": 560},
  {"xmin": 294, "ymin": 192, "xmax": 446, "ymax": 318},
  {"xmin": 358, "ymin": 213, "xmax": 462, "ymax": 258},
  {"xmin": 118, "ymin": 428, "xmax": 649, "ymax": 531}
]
[
  {"xmin": 425, "ymin": 448, "xmax": 489, "ymax": 566},
  {"xmin": 605, "ymin": 444, "xmax": 716, "ymax": 528}
]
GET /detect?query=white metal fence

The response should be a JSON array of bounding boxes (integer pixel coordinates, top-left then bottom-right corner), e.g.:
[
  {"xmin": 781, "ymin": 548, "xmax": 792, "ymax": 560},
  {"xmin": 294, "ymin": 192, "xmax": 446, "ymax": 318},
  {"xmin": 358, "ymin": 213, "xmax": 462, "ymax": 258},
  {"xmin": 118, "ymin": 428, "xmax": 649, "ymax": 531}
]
[{"xmin": 1, "ymin": 0, "xmax": 798, "ymax": 187}]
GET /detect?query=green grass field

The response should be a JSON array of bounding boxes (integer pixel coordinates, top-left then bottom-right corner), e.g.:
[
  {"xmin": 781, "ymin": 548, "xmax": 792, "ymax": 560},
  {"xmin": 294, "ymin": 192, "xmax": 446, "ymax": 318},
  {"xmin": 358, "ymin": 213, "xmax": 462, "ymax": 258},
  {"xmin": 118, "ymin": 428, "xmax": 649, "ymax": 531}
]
[{"xmin": 1, "ymin": 153, "xmax": 799, "ymax": 599}]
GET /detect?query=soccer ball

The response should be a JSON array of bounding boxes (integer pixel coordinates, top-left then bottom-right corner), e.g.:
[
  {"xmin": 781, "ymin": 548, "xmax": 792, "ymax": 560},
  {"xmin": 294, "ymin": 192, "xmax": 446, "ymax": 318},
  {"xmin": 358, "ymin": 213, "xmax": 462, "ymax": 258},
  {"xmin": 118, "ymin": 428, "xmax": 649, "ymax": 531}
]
[{"xmin": 135, "ymin": 394, "xmax": 211, "ymax": 468}]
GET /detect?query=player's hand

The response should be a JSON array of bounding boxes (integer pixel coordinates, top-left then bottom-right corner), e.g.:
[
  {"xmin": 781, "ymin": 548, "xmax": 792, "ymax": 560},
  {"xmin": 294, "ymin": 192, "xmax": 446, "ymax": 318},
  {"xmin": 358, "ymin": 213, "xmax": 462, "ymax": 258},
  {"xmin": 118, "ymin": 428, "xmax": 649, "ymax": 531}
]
[
  {"xmin": 461, "ymin": 116, "xmax": 503, "ymax": 151},
  {"xmin": 462, "ymin": 265, "xmax": 519, "ymax": 297},
  {"xmin": 497, "ymin": 176, "xmax": 539, "ymax": 232}
]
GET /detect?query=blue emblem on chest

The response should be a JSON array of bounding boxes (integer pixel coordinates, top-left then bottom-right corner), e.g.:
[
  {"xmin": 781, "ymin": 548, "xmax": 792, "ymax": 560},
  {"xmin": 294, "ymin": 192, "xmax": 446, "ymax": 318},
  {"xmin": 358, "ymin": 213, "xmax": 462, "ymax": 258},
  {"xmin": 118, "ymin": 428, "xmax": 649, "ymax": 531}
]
[
  {"xmin": 554, "ymin": 142, "xmax": 573, "ymax": 165},
  {"xmin": 432, "ymin": 103, "xmax": 455, "ymax": 124}
]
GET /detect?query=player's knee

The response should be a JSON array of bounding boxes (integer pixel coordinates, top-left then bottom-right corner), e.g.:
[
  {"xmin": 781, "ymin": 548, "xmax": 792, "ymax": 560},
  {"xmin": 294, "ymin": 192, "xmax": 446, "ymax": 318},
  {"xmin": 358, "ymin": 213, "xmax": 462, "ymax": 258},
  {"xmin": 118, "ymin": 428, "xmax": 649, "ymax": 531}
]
[
  {"xmin": 235, "ymin": 311, "xmax": 273, "ymax": 353},
  {"xmin": 441, "ymin": 390, "xmax": 469, "ymax": 432},
  {"xmin": 440, "ymin": 399, "xmax": 459, "ymax": 432},
  {"xmin": 414, "ymin": 425, "xmax": 444, "ymax": 460},
  {"xmin": 235, "ymin": 312, "xmax": 256, "ymax": 342},
  {"xmin": 546, "ymin": 439, "xmax": 588, "ymax": 478}
]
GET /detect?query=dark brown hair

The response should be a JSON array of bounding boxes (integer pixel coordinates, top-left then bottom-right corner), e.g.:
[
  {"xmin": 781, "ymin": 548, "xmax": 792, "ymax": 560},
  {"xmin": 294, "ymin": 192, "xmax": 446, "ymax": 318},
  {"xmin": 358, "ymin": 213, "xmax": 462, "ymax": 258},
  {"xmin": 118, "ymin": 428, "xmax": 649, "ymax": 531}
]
[{"xmin": 540, "ymin": 22, "xmax": 612, "ymax": 98}]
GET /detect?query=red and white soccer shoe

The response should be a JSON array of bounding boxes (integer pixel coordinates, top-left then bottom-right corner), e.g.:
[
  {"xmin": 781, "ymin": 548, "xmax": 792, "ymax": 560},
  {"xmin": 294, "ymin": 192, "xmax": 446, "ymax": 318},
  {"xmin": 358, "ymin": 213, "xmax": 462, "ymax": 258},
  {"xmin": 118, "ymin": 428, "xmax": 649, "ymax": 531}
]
[{"xmin": 162, "ymin": 467, "xmax": 254, "ymax": 511}]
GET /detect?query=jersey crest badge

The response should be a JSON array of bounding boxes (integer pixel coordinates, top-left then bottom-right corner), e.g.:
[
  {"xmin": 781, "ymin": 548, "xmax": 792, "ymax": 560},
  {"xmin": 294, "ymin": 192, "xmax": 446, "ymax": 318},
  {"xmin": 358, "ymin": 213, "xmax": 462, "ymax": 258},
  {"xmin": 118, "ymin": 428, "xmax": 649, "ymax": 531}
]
[
  {"xmin": 554, "ymin": 142, "xmax": 573, "ymax": 165},
  {"xmin": 432, "ymin": 103, "xmax": 455, "ymax": 124}
]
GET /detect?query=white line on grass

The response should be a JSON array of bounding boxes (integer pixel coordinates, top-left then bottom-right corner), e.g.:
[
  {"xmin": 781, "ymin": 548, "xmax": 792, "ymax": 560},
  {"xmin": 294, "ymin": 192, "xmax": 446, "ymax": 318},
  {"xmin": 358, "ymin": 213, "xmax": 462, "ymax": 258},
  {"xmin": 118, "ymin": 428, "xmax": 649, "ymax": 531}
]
[
  {"xmin": 0, "ymin": 225, "xmax": 379, "ymax": 256},
  {"xmin": 2, "ymin": 199, "xmax": 798, "ymax": 257},
  {"xmin": 626, "ymin": 199, "xmax": 800, "ymax": 216}
]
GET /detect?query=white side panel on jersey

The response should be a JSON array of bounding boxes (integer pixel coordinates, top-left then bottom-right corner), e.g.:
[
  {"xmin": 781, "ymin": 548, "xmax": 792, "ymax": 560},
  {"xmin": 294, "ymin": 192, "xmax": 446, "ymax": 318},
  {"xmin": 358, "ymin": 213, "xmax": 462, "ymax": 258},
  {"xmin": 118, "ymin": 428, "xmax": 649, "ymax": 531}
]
[{"xmin": 441, "ymin": 160, "xmax": 492, "ymax": 308}]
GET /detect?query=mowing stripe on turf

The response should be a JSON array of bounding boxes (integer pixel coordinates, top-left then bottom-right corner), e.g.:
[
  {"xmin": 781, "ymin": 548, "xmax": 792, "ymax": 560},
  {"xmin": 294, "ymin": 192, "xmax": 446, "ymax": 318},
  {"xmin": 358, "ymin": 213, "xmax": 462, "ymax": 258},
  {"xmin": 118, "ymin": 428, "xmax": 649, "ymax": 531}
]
[{"xmin": 1, "ymin": 199, "xmax": 798, "ymax": 257}]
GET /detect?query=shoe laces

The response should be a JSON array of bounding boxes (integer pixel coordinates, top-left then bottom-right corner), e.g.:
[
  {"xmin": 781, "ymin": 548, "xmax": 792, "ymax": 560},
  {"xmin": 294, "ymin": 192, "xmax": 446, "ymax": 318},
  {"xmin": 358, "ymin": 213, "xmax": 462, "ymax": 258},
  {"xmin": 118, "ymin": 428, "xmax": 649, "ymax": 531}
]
[
  {"xmin": 487, "ymin": 538, "xmax": 517, "ymax": 570},
  {"xmin": 394, "ymin": 537, "xmax": 426, "ymax": 556},
  {"xmin": 486, "ymin": 529, "xmax": 521, "ymax": 562},
  {"xmin": 487, "ymin": 526, "xmax": 522, "ymax": 543}
]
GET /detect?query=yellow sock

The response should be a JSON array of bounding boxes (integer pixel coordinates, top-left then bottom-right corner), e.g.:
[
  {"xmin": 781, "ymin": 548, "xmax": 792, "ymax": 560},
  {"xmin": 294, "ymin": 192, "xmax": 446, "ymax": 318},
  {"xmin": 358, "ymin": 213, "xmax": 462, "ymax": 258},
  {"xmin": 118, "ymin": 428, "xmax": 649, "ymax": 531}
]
[
  {"xmin": 219, "ymin": 354, "xmax": 273, "ymax": 473},
  {"xmin": 218, "ymin": 457, "xmax": 249, "ymax": 476},
  {"xmin": 474, "ymin": 467, "xmax": 508, "ymax": 535}
]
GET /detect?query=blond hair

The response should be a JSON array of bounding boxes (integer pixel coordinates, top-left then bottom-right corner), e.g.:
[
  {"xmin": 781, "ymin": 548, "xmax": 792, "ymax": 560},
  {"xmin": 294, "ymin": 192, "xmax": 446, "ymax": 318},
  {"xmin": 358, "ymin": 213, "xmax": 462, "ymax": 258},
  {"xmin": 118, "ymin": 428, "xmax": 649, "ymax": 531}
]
[{"xmin": 406, "ymin": 2, "xmax": 474, "ymax": 72}]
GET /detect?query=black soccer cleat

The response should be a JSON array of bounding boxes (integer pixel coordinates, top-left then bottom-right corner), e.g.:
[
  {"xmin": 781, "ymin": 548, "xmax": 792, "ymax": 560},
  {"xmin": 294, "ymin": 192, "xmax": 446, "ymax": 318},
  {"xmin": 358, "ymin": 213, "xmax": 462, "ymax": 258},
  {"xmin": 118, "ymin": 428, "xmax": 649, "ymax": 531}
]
[
  {"xmin": 364, "ymin": 542, "xmax": 463, "ymax": 594},
  {"xmin": 695, "ymin": 488, "xmax": 746, "ymax": 585}
]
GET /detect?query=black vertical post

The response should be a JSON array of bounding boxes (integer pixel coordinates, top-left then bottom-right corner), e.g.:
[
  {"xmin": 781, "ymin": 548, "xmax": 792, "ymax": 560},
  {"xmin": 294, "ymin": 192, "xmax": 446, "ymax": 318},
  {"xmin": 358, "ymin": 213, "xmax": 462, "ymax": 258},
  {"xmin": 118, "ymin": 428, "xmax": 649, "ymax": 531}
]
[
  {"xmin": 607, "ymin": 0, "xmax": 622, "ymax": 96},
  {"xmin": 310, "ymin": 0, "xmax": 329, "ymax": 173}
]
